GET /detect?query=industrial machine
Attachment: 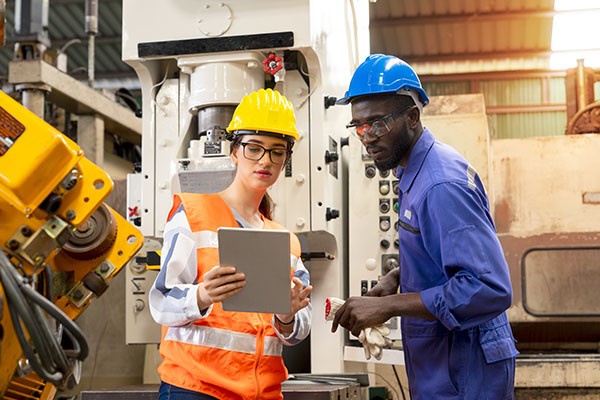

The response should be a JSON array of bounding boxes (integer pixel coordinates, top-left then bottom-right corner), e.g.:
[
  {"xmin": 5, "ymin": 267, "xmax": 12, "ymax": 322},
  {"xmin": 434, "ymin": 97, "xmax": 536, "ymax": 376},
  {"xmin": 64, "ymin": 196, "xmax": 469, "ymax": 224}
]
[
  {"xmin": 121, "ymin": 0, "xmax": 600, "ymax": 397},
  {"xmin": 0, "ymin": 90, "xmax": 143, "ymax": 399},
  {"xmin": 121, "ymin": 0, "xmax": 370, "ymax": 374}
]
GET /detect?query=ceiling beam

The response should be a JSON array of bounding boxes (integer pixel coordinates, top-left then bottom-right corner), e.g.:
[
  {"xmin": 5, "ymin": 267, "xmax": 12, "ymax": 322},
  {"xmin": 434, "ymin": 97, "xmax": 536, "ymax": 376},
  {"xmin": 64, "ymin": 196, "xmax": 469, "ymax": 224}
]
[
  {"xmin": 401, "ymin": 49, "xmax": 553, "ymax": 63},
  {"xmin": 420, "ymin": 69, "xmax": 567, "ymax": 82},
  {"xmin": 372, "ymin": 8, "xmax": 600, "ymax": 27},
  {"xmin": 4, "ymin": 35, "xmax": 122, "ymax": 47},
  {"xmin": 401, "ymin": 47, "xmax": 600, "ymax": 64}
]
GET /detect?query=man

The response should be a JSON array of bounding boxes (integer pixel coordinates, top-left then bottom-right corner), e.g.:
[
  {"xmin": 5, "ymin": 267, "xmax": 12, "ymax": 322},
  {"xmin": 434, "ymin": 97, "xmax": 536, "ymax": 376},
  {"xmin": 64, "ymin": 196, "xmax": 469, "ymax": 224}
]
[{"xmin": 332, "ymin": 54, "xmax": 518, "ymax": 399}]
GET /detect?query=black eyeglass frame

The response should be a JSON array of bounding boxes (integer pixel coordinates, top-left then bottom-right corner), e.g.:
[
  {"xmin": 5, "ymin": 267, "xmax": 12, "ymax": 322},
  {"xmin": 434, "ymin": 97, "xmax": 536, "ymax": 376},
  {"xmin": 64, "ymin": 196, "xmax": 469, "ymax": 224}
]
[
  {"xmin": 345, "ymin": 105, "xmax": 415, "ymax": 140},
  {"xmin": 239, "ymin": 142, "xmax": 293, "ymax": 165}
]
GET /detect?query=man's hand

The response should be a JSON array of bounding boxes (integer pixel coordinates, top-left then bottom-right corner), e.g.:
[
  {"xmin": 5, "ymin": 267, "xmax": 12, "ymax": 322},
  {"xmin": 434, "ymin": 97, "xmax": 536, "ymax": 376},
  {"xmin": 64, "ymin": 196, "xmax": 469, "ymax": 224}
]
[
  {"xmin": 367, "ymin": 267, "xmax": 399, "ymax": 297},
  {"xmin": 331, "ymin": 296, "xmax": 392, "ymax": 337}
]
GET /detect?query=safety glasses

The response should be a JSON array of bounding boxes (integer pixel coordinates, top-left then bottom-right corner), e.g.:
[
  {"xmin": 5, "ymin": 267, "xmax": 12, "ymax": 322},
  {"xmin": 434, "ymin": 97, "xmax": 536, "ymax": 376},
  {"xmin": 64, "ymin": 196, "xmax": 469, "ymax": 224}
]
[
  {"xmin": 240, "ymin": 142, "xmax": 291, "ymax": 165},
  {"xmin": 345, "ymin": 105, "xmax": 414, "ymax": 141}
]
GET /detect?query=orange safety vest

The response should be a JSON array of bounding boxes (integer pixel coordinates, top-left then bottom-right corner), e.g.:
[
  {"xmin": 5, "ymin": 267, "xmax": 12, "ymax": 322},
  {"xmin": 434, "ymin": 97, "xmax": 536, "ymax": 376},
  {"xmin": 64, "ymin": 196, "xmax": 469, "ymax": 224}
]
[{"xmin": 158, "ymin": 193, "xmax": 301, "ymax": 400}]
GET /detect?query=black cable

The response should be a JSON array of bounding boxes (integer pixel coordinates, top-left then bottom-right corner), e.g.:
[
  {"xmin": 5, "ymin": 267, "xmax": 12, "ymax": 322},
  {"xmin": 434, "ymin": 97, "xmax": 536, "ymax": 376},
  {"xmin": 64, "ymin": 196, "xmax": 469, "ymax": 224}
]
[
  {"xmin": 0, "ymin": 251, "xmax": 89, "ymax": 389},
  {"xmin": 0, "ymin": 261, "xmax": 63, "ymax": 383},
  {"xmin": 42, "ymin": 264, "xmax": 54, "ymax": 302},
  {"xmin": 392, "ymin": 365, "xmax": 407, "ymax": 400},
  {"xmin": 21, "ymin": 283, "xmax": 89, "ymax": 359}
]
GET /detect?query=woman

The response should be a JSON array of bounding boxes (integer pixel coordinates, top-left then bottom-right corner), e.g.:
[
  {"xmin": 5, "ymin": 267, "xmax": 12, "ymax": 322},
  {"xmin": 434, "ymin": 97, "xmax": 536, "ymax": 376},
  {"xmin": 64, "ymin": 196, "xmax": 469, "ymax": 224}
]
[{"xmin": 149, "ymin": 88, "xmax": 312, "ymax": 400}]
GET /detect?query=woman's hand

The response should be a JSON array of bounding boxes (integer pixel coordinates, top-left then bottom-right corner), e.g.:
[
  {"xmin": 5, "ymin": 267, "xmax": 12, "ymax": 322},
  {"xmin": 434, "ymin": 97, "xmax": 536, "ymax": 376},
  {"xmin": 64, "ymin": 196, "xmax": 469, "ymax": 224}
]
[
  {"xmin": 197, "ymin": 265, "xmax": 246, "ymax": 310},
  {"xmin": 275, "ymin": 277, "xmax": 312, "ymax": 327}
]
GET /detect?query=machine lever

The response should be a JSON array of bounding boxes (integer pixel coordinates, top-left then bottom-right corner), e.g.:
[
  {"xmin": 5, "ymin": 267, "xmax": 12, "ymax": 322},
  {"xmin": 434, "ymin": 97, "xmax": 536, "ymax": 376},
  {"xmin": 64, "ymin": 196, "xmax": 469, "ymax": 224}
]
[{"xmin": 301, "ymin": 252, "xmax": 335, "ymax": 261}]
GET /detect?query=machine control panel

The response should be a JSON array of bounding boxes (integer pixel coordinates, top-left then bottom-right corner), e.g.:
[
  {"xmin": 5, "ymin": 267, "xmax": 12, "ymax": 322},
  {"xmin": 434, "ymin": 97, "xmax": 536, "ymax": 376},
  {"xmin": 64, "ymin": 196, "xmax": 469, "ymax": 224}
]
[{"xmin": 349, "ymin": 141, "xmax": 401, "ymax": 341}]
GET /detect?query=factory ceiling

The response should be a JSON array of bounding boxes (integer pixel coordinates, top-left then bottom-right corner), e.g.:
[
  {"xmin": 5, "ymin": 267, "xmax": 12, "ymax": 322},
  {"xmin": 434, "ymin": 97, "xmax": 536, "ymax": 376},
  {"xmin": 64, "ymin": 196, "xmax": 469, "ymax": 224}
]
[{"xmin": 0, "ymin": 0, "xmax": 587, "ymax": 89}]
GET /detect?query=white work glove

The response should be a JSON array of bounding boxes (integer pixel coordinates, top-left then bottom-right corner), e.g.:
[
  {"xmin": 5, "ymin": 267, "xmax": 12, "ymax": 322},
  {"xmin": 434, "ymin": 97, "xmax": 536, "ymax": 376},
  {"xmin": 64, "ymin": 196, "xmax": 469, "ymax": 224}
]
[{"xmin": 325, "ymin": 297, "xmax": 392, "ymax": 360}]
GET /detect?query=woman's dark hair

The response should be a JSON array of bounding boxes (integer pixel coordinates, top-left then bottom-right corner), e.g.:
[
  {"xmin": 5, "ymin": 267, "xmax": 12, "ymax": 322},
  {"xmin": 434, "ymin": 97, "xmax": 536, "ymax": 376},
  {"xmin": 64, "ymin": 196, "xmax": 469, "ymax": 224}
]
[{"xmin": 229, "ymin": 134, "xmax": 293, "ymax": 220}]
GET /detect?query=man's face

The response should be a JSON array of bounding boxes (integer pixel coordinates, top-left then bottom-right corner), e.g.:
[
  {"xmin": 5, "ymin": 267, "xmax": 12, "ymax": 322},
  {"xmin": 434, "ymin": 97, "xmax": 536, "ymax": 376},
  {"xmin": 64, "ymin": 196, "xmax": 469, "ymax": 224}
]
[{"xmin": 349, "ymin": 96, "xmax": 417, "ymax": 171}]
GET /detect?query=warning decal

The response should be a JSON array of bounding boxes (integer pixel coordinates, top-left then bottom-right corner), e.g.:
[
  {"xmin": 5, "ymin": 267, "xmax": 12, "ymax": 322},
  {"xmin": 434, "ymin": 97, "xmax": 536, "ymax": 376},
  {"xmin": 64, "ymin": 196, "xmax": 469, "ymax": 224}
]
[{"xmin": 0, "ymin": 105, "xmax": 25, "ymax": 156}]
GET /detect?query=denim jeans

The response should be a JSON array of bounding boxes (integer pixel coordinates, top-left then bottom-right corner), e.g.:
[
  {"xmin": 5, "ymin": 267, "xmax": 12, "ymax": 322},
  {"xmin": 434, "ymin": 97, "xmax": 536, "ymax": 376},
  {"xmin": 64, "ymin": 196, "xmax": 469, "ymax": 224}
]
[{"xmin": 158, "ymin": 382, "xmax": 219, "ymax": 400}]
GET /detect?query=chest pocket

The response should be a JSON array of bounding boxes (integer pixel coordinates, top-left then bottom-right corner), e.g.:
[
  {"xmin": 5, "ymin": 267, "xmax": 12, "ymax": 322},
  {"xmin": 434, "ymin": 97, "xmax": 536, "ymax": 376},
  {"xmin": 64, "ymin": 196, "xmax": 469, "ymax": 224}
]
[{"xmin": 398, "ymin": 218, "xmax": 420, "ymax": 234}]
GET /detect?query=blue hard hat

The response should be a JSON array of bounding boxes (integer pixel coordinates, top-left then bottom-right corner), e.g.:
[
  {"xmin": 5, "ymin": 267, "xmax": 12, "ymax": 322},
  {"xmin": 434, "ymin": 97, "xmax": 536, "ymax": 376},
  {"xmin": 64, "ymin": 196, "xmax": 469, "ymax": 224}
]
[{"xmin": 337, "ymin": 54, "xmax": 429, "ymax": 107}]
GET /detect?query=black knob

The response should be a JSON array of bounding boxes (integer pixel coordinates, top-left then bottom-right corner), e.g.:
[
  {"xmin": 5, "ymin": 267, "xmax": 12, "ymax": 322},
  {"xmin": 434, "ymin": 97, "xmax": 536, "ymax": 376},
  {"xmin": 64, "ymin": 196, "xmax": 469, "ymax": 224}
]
[
  {"xmin": 383, "ymin": 257, "xmax": 399, "ymax": 275},
  {"xmin": 324, "ymin": 96, "xmax": 337, "ymax": 109},
  {"xmin": 340, "ymin": 136, "xmax": 350, "ymax": 148},
  {"xmin": 326, "ymin": 207, "xmax": 340, "ymax": 221},
  {"xmin": 39, "ymin": 193, "xmax": 62, "ymax": 215},
  {"xmin": 380, "ymin": 239, "xmax": 390, "ymax": 249},
  {"xmin": 365, "ymin": 164, "xmax": 376, "ymax": 178},
  {"xmin": 325, "ymin": 150, "xmax": 339, "ymax": 164}
]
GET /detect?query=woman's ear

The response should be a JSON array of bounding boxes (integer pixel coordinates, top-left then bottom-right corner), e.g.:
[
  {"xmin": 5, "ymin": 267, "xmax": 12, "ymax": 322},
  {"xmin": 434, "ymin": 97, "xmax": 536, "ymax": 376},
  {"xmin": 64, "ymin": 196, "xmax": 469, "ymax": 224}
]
[{"xmin": 231, "ymin": 145, "xmax": 239, "ymax": 165}]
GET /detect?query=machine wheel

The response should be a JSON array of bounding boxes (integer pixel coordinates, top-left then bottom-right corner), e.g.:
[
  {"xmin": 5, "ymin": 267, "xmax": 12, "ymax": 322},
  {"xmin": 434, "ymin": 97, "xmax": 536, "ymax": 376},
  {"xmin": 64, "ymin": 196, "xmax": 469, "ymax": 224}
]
[{"xmin": 62, "ymin": 204, "xmax": 117, "ymax": 260}]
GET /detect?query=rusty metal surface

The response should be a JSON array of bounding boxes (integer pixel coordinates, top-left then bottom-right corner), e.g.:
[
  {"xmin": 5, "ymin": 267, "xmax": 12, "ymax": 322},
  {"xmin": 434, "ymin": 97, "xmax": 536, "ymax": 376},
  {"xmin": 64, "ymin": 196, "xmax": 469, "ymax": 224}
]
[
  {"xmin": 516, "ymin": 389, "xmax": 600, "ymax": 400},
  {"xmin": 80, "ymin": 382, "xmax": 363, "ymax": 400},
  {"xmin": 500, "ymin": 233, "xmax": 600, "ymax": 344},
  {"xmin": 566, "ymin": 101, "xmax": 600, "ymax": 134},
  {"xmin": 81, "ymin": 385, "xmax": 159, "ymax": 400},
  {"xmin": 515, "ymin": 354, "xmax": 600, "ymax": 394}
]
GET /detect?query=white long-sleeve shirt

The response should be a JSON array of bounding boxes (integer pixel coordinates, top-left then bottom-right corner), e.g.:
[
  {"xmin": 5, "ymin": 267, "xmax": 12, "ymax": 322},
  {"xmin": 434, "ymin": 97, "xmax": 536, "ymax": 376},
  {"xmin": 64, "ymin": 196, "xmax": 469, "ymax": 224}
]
[{"xmin": 149, "ymin": 203, "xmax": 312, "ymax": 345}]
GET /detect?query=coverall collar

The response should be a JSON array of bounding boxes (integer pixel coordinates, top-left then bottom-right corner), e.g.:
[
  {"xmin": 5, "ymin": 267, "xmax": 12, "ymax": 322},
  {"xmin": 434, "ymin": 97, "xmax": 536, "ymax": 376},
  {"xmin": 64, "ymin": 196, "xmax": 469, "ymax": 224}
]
[{"xmin": 396, "ymin": 128, "xmax": 435, "ymax": 193}]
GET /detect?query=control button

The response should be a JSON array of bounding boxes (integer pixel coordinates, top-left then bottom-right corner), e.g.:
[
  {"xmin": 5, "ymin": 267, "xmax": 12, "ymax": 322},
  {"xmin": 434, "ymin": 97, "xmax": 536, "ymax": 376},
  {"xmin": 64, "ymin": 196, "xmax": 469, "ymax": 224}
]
[
  {"xmin": 360, "ymin": 280, "xmax": 369, "ymax": 296},
  {"xmin": 382, "ymin": 256, "xmax": 399, "ymax": 275},
  {"xmin": 379, "ymin": 181, "xmax": 390, "ymax": 195},
  {"xmin": 379, "ymin": 216, "xmax": 391, "ymax": 231},
  {"xmin": 365, "ymin": 258, "xmax": 377, "ymax": 271},
  {"xmin": 394, "ymin": 239, "xmax": 399, "ymax": 249},
  {"xmin": 379, "ymin": 199, "xmax": 390, "ymax": 214},
  {"xmin": 379, "ymin": 169, "xmax": 390, "ymax": 178},
  {"xmin": 365, "ymin": 164, "xmax": 376, "ymax": 178},
  {"xmin": 380, "ymin": 239, "xmax": 390, "ymax": 249},
  {"xmin": 392, "ymin": 181, "xmax": 399, "ymax": 195},
  {"xmin": 393, "ymin": 200, "xmax": 399, "ymax": 213}
]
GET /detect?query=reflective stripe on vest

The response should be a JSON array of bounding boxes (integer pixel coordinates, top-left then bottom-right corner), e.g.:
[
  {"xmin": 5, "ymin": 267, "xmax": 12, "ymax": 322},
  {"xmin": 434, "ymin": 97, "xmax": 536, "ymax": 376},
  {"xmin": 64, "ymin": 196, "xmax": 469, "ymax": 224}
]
[
  {"xmin": 165, "ymin": 324, "xmax": 283, "ymax": 356},
  {"xmin": 193, "ymin": 230, "xmax": 218, "ymax": 249}
]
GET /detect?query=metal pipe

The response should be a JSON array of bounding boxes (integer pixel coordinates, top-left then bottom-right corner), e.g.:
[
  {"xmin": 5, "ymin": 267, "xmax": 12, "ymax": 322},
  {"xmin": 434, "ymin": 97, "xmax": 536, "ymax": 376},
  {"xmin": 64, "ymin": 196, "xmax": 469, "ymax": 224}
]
[
  {"xmin": 85, "ymin": 0, "xmax": 98, "ymax": 87},
  {"xmin": 576, "ymin": 58, "xmax": 588, "ymax": 112}
]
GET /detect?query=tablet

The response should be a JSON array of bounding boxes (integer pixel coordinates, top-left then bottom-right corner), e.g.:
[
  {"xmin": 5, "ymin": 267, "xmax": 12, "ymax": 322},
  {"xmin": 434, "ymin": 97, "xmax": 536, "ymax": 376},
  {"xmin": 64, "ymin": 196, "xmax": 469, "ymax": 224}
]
[{"xmin": 218, "ymin": 227, "xmax": 292, "ymax": 314}]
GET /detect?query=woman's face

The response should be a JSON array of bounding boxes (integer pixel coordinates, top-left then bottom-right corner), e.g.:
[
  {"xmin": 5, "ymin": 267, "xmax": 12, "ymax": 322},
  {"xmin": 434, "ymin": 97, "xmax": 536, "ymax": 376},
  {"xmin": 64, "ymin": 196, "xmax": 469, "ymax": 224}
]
[{"xmin": 231, "ymin": 135, "xmax": 290, "ymax": 191}]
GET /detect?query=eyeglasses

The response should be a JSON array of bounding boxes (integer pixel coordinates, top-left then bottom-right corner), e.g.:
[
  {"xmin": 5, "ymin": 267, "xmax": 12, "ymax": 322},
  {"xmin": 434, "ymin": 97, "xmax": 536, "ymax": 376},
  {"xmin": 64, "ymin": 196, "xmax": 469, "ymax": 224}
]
[
  {"xmin": 345, "ymin": 106, "xmax": 414, "ymax": 140},
  {"xmin": 240, "ymin": 142, "xmax": 291, "ymax": 165}
]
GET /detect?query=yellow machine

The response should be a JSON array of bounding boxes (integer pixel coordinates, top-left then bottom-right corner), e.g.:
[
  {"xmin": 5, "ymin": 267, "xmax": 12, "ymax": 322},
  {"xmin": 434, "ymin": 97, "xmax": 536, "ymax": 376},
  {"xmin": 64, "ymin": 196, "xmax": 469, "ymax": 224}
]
[{"xmin": 0, "ymin": 90, "xmax": 143, "ymax": 400}]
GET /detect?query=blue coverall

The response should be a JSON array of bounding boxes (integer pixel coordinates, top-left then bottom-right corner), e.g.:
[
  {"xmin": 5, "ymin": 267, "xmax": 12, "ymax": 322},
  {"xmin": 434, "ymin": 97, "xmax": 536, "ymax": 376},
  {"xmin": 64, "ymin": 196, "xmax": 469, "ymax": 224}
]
[{"xmin": 396, "ymin": 128, "xmax": 519, "ymax": 399}]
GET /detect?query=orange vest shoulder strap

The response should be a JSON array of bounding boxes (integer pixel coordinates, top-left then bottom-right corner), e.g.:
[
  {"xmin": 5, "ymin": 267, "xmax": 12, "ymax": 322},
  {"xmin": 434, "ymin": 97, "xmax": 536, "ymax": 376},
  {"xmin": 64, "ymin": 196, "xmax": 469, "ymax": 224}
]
[{"xmin": 176, "ymin": 193, "xmax": 237, "ymax": 231}]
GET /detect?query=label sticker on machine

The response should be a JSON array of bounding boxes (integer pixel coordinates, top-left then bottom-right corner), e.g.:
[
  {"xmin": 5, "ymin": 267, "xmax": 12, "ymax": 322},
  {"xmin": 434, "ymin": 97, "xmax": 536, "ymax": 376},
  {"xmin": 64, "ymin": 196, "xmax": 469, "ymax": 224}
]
[{"xmin": 0, "ymin": 105, "xmax": 25, "ymax": 156}]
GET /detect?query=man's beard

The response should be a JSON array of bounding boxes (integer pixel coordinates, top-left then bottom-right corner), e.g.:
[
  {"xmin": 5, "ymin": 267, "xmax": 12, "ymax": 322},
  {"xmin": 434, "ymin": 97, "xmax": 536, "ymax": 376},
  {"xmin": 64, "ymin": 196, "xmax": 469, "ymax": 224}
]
[{"xmin": 372, "ymin": 139, "xmax": 411, "ymax": 171}]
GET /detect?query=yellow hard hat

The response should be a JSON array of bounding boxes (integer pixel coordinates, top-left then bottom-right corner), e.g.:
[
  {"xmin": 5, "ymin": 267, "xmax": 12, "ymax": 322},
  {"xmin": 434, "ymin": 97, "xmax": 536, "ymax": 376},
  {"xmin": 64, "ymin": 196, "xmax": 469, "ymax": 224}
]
[{"xmin": 226, "ymin": 88, "xmax": 299, "ymax": 141}]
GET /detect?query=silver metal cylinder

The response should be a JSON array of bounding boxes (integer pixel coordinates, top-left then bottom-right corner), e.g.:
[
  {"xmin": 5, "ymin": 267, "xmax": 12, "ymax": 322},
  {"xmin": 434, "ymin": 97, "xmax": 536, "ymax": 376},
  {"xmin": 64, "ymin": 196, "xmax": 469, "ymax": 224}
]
[
  {"xmin": 85, "ymin": 0, "xmax": 98, "ymax": 34},
  {"xmin": 197, "ymin": 105, "xmax": 235, "ymax": 142}
]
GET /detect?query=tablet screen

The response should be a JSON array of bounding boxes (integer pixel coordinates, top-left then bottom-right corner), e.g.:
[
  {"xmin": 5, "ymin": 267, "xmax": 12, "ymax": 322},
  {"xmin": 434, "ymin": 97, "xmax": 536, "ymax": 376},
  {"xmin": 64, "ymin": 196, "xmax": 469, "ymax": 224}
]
[{"xmin": 218, "ymin": 227, "xmax": 292, "ymax": 314}]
